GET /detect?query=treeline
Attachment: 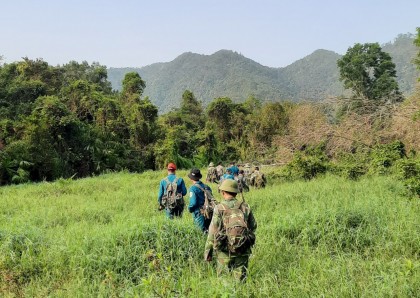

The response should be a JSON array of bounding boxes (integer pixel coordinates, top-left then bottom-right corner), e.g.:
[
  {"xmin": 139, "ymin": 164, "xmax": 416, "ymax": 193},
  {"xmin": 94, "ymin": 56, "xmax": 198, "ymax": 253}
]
[{"xmin": 0, "ymin": 30, "xmax": 420, "ymax": 193}]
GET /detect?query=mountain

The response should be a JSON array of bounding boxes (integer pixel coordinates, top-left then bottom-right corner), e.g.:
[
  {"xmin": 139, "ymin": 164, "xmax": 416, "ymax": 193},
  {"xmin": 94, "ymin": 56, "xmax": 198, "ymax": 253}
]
[{"xmin": 107, "ymin": 34, "xmax": 419, "ymax": 113}]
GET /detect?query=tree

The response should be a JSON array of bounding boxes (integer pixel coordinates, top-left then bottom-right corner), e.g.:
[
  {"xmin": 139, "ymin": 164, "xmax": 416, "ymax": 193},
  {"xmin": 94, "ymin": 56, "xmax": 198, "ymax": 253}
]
[
  {"xmin": 121, "ymin": 72, "xmax": 146, "ymax": 99},
  {"xmin": 415, "ymin": 27, "xmax": 420, "ymax": 76},
  {"xmin": 337, "ymin": 43, "xmax": 402, "ymax": 108}
]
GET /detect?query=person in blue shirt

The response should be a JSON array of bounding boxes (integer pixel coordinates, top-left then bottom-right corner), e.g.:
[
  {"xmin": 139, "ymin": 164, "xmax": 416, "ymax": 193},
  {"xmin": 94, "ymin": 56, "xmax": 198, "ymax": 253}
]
[
  {"xmin": 218, "ymin": 168, "xmax": 235, "ymax": 193},
  {"xmin": 228, "ymin": 162, "xmax": 240, "ymax": 177},
  {"xmin": 187, "ymin": 168, "xmax": 213, "ymax": 232},
  {"xmin": 158, "ymin": 162, "xmax": 187, "ymax": 219},
  {"xmin": 221, "ymin": 168, "xmax": 235, "ymax": 181}
]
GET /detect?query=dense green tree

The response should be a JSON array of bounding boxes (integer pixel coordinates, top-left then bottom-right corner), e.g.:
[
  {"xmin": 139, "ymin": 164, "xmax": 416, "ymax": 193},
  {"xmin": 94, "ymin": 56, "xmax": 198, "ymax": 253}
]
[
  {"xmin": 121, "ymin": 72, "xmax": 146, "ymax": 99},
  {"xmin": 337, "ymin": 43, "xmax": 402, "ymax": 106},
  {"xmin": 61, "ymin": 61, "xmax": 112, "ymax": 94},
  {"xmin": 180, "ymin": 90, "xmax": 205, "ymax": 131}
]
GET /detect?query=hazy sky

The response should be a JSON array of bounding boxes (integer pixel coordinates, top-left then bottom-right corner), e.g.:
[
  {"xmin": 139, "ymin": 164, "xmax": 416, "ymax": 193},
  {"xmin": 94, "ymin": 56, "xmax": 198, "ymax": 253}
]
[{"xmin": 1, "ymin": 0, "xmax": 419, "ymax": 68}]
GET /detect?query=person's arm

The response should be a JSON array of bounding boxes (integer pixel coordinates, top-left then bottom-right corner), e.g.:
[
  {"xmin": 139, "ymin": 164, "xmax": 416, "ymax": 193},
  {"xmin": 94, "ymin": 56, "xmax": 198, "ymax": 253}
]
[
  {"xmin": 179, "ymin": 178, "xmax": 187, "ymax": 196},
  {"xmin": 158, "ymin": 180, "xmax": 165, "ymax": 205},
  {"xmin": 188, "ymin": 187, "xmax": 197, "ymax": 213},
  {"xmin": 204, "ymin": 206, "xmax": 221, "ymax": 261},
  {"xmin": 248, "ymin": 210, "xmax": 257, "ymax": 232}
]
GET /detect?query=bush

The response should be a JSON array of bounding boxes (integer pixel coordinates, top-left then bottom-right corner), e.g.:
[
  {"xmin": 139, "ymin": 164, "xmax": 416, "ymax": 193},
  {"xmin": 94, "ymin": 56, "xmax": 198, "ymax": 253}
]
[{"xmin": 282, "ymin": 144, "xmax": 330, "ymax": 180}]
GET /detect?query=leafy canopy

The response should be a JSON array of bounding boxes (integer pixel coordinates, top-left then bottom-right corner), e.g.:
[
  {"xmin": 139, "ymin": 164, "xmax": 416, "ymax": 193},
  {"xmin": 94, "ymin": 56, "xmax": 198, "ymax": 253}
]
[{"xmin": 337, "ymin": 43, "xmax": 401, "ymax": 102}]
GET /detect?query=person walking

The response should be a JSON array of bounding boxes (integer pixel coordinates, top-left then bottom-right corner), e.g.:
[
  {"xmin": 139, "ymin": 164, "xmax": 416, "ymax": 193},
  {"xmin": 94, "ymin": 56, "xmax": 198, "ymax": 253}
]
[
  {"xmin": 187, "ymin": 168, "xmax": 214, "ymax": 233},
  {"xmin": 250, "ymin": 166, "xmax": 267, "ymax": 188},
  {"xmin": 157, "ymin": 162, "xmax": 187, "ymax": 219},
  {"xmin": 216, "ymin": 162, "xmax": 224, "ymax": 181},
  {"xmin": 204, "ymin": 179, "xmax": 257, "ymax": 281},
  {"xmin": 206, "ymin": 162, "xmax": 218, "ymax": 183}
]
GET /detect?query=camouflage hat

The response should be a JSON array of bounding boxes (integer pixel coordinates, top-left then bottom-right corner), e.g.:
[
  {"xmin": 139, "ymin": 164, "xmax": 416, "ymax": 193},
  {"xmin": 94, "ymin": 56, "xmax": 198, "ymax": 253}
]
[
  {"xmin": 209, "ymin": 162, "xmax": 214, "ymax": 167},
  {"xmin": 219, "ymin": 179, "xmax": 239, "ymax": 193}
]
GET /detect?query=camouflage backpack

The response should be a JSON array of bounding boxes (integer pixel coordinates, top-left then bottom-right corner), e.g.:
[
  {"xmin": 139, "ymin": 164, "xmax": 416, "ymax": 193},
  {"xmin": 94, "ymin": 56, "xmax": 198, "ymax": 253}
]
[
  {"xmin": 195, "ymin": 184, "xmax": 218, "ymax": 219},
  {"xmin": 207, "ymin": 167, "xmax": 217, "ymax": 183},
  {"xmin": 219, "ymin": 201, "xmax": 255, "ymax": 253},
  {"xmin": 161, "ymin": 177, "xmax": 183, "ymax": 210},
  {"xmin": 254, "ymin": 172, "xmax": 265, "ymax": 188}
]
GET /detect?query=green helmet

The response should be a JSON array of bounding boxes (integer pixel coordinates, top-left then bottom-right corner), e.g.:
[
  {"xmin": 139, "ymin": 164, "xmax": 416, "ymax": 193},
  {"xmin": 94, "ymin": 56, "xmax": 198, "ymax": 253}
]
[{"xmin": 219, "ymin": 179, "xmax": 239, "ymax": 193}]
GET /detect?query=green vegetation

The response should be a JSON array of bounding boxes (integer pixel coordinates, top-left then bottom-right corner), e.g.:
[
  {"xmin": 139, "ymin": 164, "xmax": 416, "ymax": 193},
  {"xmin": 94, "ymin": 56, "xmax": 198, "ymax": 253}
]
[
  {"xmin": 107, "ymin": 34, "xmax": 418, "ymax": 112},
  {"xmin": 0, "ymin": 171, "xmax": 418, "ymax": 296}
]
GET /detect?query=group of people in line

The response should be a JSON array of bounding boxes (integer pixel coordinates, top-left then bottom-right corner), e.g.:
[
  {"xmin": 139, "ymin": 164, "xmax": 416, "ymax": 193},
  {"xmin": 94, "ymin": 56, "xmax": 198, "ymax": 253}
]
[
  {"xmin": 157, "ymin": 162, "xmax": 264, "ymax": 280},
  {"xmin": 205, "ymin": 161, "xmax": 267, "ymax": 192}
]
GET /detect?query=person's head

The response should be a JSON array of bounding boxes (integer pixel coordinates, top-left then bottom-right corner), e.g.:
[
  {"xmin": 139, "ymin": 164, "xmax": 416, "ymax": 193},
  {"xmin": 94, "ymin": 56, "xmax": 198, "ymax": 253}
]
[
  {"xmin": 167, "ymin": 162, "xmax": 177, "ymax": 173},
  {"xmin": 219, "ymin": 179, "xmax": 239, "ymax": 198},
  {"xmin": 239, "ymin": 170, "xmax": 244, "ymax": 174},
  {"xmin": 188, "ymin": 168, "xmax": 202, "ymax": 182},
  {"xmin": 209, "ymin": 162, "xmax": 214, "ymax": 167},
  {"xmin": 254, "ymin": 166, "xmax": 259, "ymax": 171},
  {"xmin": 226, "ymin": 168, "xmax": 232, "ymax": 175}
]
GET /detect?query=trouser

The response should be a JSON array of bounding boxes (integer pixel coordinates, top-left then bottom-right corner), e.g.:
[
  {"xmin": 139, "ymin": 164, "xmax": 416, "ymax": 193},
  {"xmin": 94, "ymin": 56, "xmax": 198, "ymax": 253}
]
[
  {"xmin": 193, "ymin": 214, "xmax": 211, "ymax": 232},
  {"xmin": 165, "ymin": 205, "xmax": 183, "ymax": 219},
  {"xmin": 216, "ymin": 251, "xmax": 249, "ymax": 281}
]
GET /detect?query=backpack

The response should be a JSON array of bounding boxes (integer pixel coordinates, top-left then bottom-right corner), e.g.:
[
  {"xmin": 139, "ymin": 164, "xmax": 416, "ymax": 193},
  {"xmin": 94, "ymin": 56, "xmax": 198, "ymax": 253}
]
[
  {"xmin": 219, "ymin": 201, "xmax": 255, "ymax": 253},
  {"xmin": 235, "ymin": 175, "xmax": 249, "ymax": 193},
  {"xmin": 161, "ymin": 177, "xmax": 183, "ymax": 210},
  {"xmin": 195, "ymin": 184, "xmax": 218, "ymax": 219},
  {"xmin": 254, "ymin": 172, "xmax": 265, "ymax": 188},
  {"xmin": 207, "ymin": 167, "xmax": 217, "ymax": 183}
]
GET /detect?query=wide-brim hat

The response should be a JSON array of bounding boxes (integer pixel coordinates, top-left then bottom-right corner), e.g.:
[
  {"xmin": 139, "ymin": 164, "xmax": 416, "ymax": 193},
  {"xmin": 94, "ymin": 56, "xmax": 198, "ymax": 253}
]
[
  {"xmin": 188, "ymin": 168, "xmax": 202, "ymax": 181},
  {"xmin": 219, "ymin": 179, "xmax": 239, "ymax": 193},
  {"xmin": 209, "ymin": 162, "xmax": 214, "ymax": 167}
]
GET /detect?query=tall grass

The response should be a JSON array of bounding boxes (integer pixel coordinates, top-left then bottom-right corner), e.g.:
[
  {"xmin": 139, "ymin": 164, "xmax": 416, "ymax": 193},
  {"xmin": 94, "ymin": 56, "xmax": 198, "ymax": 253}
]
[{"xmin": 0, "ymin": 171, "xmax": 419, "ymax": 297}]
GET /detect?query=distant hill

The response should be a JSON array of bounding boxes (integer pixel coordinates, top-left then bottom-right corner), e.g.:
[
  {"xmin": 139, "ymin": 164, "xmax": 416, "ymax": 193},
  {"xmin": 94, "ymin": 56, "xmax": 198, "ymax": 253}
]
[{"xmin": 107, "ymin": 34, "xmax": 419, "ymax": 113}]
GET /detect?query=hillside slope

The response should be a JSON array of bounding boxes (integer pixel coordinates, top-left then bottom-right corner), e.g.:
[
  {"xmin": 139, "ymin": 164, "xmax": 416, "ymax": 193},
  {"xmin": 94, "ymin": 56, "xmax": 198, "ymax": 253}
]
[{"xmin": 107, "ymin": 34, "xmax": 419, "ymax": 113}]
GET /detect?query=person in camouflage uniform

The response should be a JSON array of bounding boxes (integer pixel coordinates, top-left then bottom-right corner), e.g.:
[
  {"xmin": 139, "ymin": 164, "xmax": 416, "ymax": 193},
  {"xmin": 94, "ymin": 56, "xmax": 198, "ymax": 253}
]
[
  {"xmin": 236, "ymin": 170, "xmax": 249, "ymax": 193},
  {"xmin": 243, "ymin": 163, "xmax": 251, "ymax": 177},
  {"xmin": 215, "ymin": 162, "xmax": 224, "ymax": 181},
  {"xmin": 206, "ymin": 162, "xmax": 217, "ymax": 183},
  {"xmin": 204, "ymin": 179, "xmax": 257, "ymax": 281},
  {"xmin": 250, "ymin": 166, "xmax": 267, "ymax": 188}
]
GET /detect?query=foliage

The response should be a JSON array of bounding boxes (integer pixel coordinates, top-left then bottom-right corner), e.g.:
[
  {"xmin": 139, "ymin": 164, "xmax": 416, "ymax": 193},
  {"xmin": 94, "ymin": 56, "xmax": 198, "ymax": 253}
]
[
  {"xmin": 337, "ymin": 43, "xmax": 402, "ymax": 107},
  {"xmin": 414, "ymin": 27, "xmax": 420, "ymax": 74},
  {"xmin": 395, "ymin": 157, "xmax": 420, "ymax": 197},
  {"xmin": 106, "ymin": 36, "xmax": 418, "ymax": 113},
  {"xmin": 281, "ymin": 144, "xmax": 330, "ymax": 180}
]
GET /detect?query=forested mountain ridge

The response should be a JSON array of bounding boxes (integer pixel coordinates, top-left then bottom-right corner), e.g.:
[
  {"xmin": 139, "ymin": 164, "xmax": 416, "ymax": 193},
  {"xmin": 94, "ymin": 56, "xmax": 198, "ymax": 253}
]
[{"xmin": 107, "ymin": 34, "xmax": 418, "ymax": 113}]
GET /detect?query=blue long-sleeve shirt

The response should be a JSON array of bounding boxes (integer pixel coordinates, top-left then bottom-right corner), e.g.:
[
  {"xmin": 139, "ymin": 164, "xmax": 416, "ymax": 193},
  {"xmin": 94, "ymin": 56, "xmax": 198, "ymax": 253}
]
[
  {"xmin": 228, "ymin": 166, "xmax": 239, "ymax": 176},
  {"xmin": 221, "ymin": 173, "xmax": 235, "ymax": 181},
  {"xmin": 158, "ymin": 174, "xmax": 187, "ymax": 205},
  {"xmin": 188, "ymin": 181, "xmax": 213, "ymax": 217}
]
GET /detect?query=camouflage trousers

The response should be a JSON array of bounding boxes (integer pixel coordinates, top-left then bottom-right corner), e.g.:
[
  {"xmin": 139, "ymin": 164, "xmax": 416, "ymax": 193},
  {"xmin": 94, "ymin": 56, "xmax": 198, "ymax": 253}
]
[{"xmin": 215, "ymin": 251, "xmax": 249, "ymax": 281}]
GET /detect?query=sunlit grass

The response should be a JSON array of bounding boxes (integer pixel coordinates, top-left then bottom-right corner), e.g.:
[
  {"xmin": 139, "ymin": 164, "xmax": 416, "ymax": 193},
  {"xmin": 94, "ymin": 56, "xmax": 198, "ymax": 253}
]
[{"xmin": 0, "ymin": 171, "xmax": 419, "ymax": 297}]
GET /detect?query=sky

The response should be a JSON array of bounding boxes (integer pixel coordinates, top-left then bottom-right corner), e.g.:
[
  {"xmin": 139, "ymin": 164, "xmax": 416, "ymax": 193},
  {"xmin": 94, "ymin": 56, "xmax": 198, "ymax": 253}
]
[{"xmin": 1, "ymin": 0, "xmax": 419, "ymax": 68}]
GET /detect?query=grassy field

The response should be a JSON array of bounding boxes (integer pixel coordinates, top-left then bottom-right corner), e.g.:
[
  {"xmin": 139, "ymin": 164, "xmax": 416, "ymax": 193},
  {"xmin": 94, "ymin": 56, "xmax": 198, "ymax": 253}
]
[{"xmin": 0, "ymin": 170, "xmax": 419, "ymax": 297}]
